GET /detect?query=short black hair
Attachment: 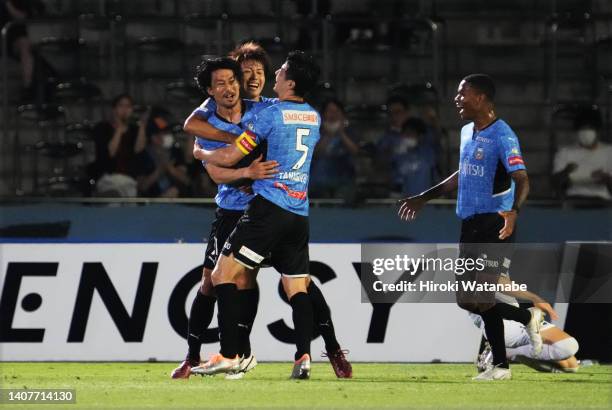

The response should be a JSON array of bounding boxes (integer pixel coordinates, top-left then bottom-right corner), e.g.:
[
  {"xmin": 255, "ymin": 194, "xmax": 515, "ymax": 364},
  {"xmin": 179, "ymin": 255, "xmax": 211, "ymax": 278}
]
[
  {"xmin": 229, "ymin": 41, "xmax": 271, "ymax": 76},
  {"xmin": 401, "ymin": 117, "xmax": 427, "ymax": 135},
  {"xmin": 111, "ymin": 93, "xmax": 133, "ymax": 108},
  {"xmin": 194, "ymin": 57, "xmax": 243, "ymax": 94},
  {"xmin": 462, "ymin": 73, "xmax": 496, "ymax": 102},
  {"xmin": 284, "ymin": 50, "xmax": 320, "ymax": 98}
]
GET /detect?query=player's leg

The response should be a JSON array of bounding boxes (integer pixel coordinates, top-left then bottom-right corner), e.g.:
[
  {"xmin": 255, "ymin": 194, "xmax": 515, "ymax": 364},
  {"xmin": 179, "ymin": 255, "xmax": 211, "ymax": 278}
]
[
  {"xmin": 171, "ymin": 267, "xmax": 216, "ymax": 379},
  {"xmin": 234, "ymin": 269, "xmax": 259, "ymax": 375},
  {"xmin": 508, "ymin": 325, "xmax": 579, "ymax": 372},
  {"xmin": 307, "ymin": 281, "xmax": 352, "ymax": 378},
  {"xmin": 282, "ymin": 274, "xmax": 314, "ymax": 379}
]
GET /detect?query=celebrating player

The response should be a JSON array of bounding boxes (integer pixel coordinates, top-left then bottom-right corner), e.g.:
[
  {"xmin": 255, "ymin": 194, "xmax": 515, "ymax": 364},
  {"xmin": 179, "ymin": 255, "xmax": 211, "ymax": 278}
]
[
  {"xmin": 398, "ymin": 73, "xmax": 558, "ymax": 381},
  {"xmin": 170, "ymin": 57, "xmax": 279, "ymax": 379},
  {"xmin": 190, "ymin": 51, "xmax": 322, "ymax": 379},
  {"xmin": 186, "ymin": 43, "xmax": 352, "ymax": 379}
]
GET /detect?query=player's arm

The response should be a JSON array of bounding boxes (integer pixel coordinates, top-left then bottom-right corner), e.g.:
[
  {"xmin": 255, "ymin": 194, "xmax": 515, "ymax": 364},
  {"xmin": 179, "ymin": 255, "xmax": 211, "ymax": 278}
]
[
  {"xmin": 497, "ymin": 275, "xmax": 558, "ymax": 320},
  {"xmin": 398, "ymin": 171, "xmax": 458, "ymax": 221},
  {"xmin": 184, "ymin": 112, "xmax": 236, "ymax": 144},
  {"xmin": 204, "ymin": 156, "xmax": 278, "ymax": 184},
  {"xmin": 498, "ymin": 134, "xmax": 529, "ymax": 239},
  {"xmin": 196, "ymin": 131, "xmax": 258, "ymax": 168}
]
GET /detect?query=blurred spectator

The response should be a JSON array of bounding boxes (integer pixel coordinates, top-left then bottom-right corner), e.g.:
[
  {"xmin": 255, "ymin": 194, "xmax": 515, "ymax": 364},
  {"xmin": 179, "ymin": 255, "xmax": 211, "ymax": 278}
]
[
  {"xmin": 552, "ymin": 116, "xmax": 612, "ymax": 201},
  {"xmin": 376, "ymin": 95, "xmax": 412, "ymax": 157},
  {"xmin": 310, "ymin": 98, "xmax": 359, "ymax": 198},
  {"xmin": 136, "ymin": 109, "xmax": 191, "ymax": 198},
  {"xmin": 0, "ymin": 0, "xmax": 47, "ymax": 100},
  {"xmin": 91, "ymin": 94, "xmax": 147, "ymax": 196},
  {"xmin": 390, "ymin": 118, "xmax": 438, "ymax": 197}
]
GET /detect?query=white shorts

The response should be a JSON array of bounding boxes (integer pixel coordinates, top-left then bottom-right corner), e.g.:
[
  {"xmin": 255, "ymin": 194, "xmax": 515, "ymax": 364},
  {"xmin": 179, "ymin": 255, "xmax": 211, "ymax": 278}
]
[
  {"xmin": 470, "ymin": 312, "xmax": 555, "ymax": 348},
  {"xmin": 504, "ymin": 320, "xmax": 555, "ymax": 348}
]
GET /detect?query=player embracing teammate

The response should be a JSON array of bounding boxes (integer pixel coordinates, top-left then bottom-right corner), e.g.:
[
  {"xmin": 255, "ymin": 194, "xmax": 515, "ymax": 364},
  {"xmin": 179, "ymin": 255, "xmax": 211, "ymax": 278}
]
[{"xmin": 172, "ymin": 44, "xmax": 351, "ymax": 380}]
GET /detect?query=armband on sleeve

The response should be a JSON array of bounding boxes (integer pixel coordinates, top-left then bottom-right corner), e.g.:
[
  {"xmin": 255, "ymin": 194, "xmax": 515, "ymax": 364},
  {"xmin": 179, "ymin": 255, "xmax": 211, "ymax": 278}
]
[{"xmin": 235, "ymin": 131, "xmax": 258, "ymax": 155}]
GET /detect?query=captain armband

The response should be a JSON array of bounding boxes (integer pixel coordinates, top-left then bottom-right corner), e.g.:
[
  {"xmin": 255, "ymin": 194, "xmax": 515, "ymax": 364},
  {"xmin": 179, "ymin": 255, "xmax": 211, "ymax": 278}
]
[{"xmin": 235, "ymin": 131, "xmax": 258, "ymax": 155}]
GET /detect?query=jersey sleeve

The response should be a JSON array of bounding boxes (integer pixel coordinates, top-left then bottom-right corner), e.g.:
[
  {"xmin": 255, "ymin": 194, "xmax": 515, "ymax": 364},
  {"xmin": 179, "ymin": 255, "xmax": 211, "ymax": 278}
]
[
  {"xmin": 498, "ymin": 130, "xmax": 526, "ymax": 172},
  {"xmin": 234, "ymin": 106, "xmax": 276, "ymax": 155},
  {"xmin": 195, "ymin": 136, "xmax": 225, "ymax": 166},
  {"xmin": 192, "ymin": 98, "xmax": 216, "ymax": 120}
]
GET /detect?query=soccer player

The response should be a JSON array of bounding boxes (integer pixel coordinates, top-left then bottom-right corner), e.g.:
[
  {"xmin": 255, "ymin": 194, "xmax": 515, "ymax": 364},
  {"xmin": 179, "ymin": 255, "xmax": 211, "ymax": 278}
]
[
  {"xmin": 472, "ymin": 299, "xmax": 579, "ymax": 374},
  {"xmin": 188, "ymin": 43, "xmax": 352, "ymax": 378},
  {"xmin": 170, "ymin": 57, "xmax": 279, "ymax": 379},
  {"xmin": 191, "ymin": 51, "xmax": 322, "ymax": 379},
  {"xmin": 398, "ymin": 74, "xmax": 558, "ymax": 380}
]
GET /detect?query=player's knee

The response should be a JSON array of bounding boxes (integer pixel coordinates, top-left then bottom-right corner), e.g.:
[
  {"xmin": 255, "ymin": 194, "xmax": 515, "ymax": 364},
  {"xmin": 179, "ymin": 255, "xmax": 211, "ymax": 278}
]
[
  {"xmin": 235, "ymin": 272, "xmax": 255, "ymax": 290},
  {"xmin": 199, "ymin": 268, "xmax": 214, "ymax": 295},
  {"xmin": 553, "ymin": 337, "xmax": 579, "ymax": 359}
]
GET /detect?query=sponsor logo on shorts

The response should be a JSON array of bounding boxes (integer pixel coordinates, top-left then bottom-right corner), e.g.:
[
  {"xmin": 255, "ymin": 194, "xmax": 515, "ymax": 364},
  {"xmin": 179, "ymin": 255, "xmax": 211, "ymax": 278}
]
[
  {"xmin": 502, "ymin": 257, "xmax": 511, "ymax": 269},
  {"xmin": 282, "ymin": 110, "xmax": 319, "ymax": 125},
  {"xmin": 238, "ymin": 246, "xmax": 264, "ymax": 263}
]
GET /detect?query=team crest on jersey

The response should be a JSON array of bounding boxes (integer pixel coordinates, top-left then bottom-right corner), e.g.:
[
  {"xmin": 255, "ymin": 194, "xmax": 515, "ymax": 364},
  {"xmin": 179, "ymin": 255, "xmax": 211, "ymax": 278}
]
[{"xmin": 474, "ymin": 147, "xmax": 484, "ymax": 160}]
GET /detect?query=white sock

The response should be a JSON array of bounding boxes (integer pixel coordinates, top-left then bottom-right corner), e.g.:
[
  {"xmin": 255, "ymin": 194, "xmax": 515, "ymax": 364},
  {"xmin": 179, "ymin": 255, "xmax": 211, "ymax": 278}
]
[{"xmin": 507, "ymin": 338, "xmax": 579, "ymax": 361}]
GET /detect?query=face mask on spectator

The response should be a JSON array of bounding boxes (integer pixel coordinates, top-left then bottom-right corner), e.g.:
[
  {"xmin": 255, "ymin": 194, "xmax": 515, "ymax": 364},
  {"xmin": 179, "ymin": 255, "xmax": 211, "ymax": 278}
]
[
  {"xmin": 162, "ymin": 133, "xmax": 175, "ymax": 149},
  {"xmin": 323, "ymin": 120, "xmax": 342, "ymax": 134},
  {"xmin": 577, "ymin": 129, "xmax": 597, "ymax": 147}
]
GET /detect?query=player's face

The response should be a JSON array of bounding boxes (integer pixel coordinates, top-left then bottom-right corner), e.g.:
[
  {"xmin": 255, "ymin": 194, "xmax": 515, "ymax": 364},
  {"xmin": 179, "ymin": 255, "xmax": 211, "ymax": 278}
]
[
  {"xmin": 113, "ymin": 97, "xmax": 133, "ymax": 123},
  {"xmin": 207, "ymin": 69, "xmax": 240, "ymax": 108},
  {"xmin": 241, "ymin": 59, "xmax": 265, "ymax": 100},
  {"xmin": 455, "ymin": 81, "xmax": 481, "ymax": 120},
  {"xmin": 273, "ymin": 62, "xmax": 292, "ymax": 96}
]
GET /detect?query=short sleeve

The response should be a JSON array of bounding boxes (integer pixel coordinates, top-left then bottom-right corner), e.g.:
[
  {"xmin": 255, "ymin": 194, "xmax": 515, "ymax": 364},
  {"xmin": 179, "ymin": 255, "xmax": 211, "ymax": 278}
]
[
  {"xmin": 192, "ymin": 98, "xmax": 216, "ymax": 120},
  {"xmin": 244, "ymin": 106, "xmax": 276, "ymax": 143},
  {"xmin": 498, "ymin": 131, "xmax": 526, "ymax": 172},
  {"xmin": 195, "ymin": 136, "xmax": 225, "ymax": 166}
]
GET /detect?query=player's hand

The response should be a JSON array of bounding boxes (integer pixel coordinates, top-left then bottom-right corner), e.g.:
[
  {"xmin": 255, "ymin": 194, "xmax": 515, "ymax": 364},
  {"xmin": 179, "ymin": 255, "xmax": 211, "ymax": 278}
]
[
  {"xmin": 244, "ymin": 155, "xmax": 279, "ymax": 180},
  {"xmin": 498, "ymin": 210, "xmax": 517, "ymax": 240},
  {"xmin": 534, "ymin": 302, "xmax": 559, "ymax": 321},
  {"xmin": 192, "ymin": 141, "xmax": 204, "ymax": 160},
  {"xmin": 397, "ymin": 195, "xmax": 426, "ymax": 221}
]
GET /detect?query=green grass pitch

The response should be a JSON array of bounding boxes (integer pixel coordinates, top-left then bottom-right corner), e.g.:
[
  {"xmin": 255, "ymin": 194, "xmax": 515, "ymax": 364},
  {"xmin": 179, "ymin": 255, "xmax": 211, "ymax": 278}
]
[{"xmin": 1, "ymin": 362, "xmax": 610, "ymax": 409}]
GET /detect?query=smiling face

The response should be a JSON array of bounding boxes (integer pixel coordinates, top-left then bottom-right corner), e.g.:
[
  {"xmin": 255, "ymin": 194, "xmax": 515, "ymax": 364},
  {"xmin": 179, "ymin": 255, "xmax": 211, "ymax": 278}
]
[
  {"xmin": 241, "ymin": 59, "xmax": 265, "ymax": 100},
  {"xmin": 207, "ymin": 68, "xmax": 240, "ymax": 109},
  {"xmin": 454, "ymin": 80, "xmax": 485, "ymax": 121}
]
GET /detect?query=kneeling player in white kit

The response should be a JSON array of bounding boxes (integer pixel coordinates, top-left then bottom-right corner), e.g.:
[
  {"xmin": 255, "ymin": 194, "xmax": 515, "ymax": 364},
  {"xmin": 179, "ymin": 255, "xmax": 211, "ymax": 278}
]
[{"xmin": 471, "ymin": 292, "xmax": 579, "ymax": 373}]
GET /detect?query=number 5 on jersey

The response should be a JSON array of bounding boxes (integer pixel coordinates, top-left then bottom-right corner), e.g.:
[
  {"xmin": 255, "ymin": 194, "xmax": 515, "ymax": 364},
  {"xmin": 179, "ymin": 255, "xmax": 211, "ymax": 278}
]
[{"xmin": 293, "ymin": 128, "xmax": 310, "ymax": 170}]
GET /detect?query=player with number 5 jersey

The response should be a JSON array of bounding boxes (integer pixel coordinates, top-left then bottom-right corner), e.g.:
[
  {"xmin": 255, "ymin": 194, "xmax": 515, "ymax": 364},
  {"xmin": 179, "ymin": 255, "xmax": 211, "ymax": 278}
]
[
  {"xmin": 193, "ymin": 51, "xmax": 323, "ymax": 380},
  {"xmin": 238, "ymin": 101, "xmax": 319, "ymax": 215}
]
